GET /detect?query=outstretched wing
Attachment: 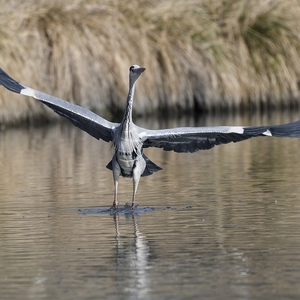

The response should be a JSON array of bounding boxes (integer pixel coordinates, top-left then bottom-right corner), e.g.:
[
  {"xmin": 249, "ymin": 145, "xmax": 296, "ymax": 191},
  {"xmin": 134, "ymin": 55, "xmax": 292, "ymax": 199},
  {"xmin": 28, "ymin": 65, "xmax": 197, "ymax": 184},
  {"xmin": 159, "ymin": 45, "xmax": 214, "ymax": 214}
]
[
  {"xmin": 0, "ymin": 69, "xmax": 118, "ymax": 142},
  {"xmin": 139, "ymin": 121, "xmax": 300, "ymax": 153}
]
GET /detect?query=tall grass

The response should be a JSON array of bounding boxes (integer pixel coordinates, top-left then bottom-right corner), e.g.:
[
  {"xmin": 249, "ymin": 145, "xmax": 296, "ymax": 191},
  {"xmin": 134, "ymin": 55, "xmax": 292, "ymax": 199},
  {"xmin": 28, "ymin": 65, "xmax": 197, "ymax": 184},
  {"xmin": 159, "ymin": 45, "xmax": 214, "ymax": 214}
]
[{"xmin": 1, "ymin": 0, "xmax": 300, "ymax": 124}]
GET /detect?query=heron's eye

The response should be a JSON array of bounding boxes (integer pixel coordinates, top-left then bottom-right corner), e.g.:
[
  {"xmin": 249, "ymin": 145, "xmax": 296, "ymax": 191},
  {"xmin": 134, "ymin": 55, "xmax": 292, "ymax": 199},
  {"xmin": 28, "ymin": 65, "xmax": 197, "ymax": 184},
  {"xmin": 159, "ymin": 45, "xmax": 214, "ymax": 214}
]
[{"xmin": 129, "ymin": 66, "xmax": 134, "ymax": 72}]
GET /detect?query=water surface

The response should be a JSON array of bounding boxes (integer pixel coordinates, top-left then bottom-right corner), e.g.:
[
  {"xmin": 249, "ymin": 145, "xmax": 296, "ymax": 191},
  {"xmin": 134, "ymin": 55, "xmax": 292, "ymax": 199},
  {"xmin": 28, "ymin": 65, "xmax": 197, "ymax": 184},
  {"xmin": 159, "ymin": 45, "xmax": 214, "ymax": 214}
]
[{"xmin": 0, "ymin": 113, "xmax": 300, "ymax": 299}]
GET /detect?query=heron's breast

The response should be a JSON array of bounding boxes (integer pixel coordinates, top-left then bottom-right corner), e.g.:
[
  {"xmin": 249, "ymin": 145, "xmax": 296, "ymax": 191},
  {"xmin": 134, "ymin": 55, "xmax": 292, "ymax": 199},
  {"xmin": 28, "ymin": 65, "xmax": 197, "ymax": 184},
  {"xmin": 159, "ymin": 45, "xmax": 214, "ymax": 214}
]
[{"xmin": 116, "ymin": 152, "xmax": 137, "ymax": 177}]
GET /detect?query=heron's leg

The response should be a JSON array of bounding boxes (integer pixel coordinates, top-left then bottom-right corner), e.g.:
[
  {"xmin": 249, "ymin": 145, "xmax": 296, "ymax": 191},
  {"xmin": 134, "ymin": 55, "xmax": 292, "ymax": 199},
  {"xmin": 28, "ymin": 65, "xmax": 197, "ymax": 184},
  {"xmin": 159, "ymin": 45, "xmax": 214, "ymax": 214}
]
[
  {"xmin": 131, "ymin": 158, "xmax": 146, "ymax": 209},
  {"xmin": 113, "ymin": 177, "xmax": 119, "ymax": 208},
  {"xmin": 131, "ymin": 173, "xmax": 141, "ymax": 209},
  {"xmin": 112, "ymin": 156, "xmax": 121, "ymax": 209}
]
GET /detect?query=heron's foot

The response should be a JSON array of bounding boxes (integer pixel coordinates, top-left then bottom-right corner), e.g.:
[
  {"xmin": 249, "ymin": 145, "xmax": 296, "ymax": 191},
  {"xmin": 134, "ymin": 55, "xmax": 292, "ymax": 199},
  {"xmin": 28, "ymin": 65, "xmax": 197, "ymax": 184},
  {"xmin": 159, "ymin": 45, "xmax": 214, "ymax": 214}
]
[
  {"xmin": 130, "ymin": 202, "xmax": 140, "ymax": 210},
  {"xmin": 124, "ymin": 202, "xmax": 138, "ymax": 210}
]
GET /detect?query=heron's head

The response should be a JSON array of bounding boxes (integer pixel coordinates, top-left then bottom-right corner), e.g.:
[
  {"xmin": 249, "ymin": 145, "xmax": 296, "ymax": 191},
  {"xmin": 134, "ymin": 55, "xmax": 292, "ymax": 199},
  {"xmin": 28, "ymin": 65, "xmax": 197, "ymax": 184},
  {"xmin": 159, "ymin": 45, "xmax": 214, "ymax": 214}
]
[{"xmin": 129, "ymin": 65, "xmax": 146, "ymax": 85}]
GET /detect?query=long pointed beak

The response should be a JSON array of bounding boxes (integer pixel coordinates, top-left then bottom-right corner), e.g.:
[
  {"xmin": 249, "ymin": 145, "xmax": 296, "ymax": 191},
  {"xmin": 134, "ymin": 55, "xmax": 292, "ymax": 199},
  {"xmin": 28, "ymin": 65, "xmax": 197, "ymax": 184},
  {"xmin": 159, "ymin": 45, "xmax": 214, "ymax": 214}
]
[{"xmin": 135, "ymin": 67, "xmax": 146, "ymax": 74}]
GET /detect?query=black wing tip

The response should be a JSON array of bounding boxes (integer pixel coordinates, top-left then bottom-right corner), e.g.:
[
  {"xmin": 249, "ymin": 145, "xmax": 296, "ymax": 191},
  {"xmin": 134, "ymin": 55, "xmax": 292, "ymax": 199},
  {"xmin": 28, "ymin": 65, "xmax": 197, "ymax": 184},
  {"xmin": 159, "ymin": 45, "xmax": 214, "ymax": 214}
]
[
  {"xmin": 270, "ymin": 121, "xmax": 300, "ymax": 137},
  {"xmin": 244, "ymin": 120, "xmax": 300, "ymax": 138},
  {"xmin": 0, "ymin": 68, "xmax": 24, "ymax": 94}
]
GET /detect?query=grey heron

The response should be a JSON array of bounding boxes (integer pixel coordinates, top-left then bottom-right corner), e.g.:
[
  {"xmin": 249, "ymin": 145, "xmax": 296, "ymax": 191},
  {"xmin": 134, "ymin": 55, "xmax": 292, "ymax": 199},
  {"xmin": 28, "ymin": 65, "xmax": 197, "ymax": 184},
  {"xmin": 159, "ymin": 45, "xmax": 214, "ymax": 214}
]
[{"xmin": 1, "ymin": 65, "xmax": 300, "ymax": 209}]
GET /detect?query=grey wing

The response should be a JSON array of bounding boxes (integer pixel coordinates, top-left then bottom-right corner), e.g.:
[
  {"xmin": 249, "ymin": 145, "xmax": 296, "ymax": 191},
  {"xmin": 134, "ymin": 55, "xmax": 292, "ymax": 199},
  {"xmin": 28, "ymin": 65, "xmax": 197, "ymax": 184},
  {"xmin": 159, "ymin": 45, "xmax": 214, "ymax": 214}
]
[
  {"xmin": 0, "ymin": 68, "xmax": 118, "ymax": 142},
  {"xmin": 139, "ymin": 120, "xmax": 300, "ymax": 153}
]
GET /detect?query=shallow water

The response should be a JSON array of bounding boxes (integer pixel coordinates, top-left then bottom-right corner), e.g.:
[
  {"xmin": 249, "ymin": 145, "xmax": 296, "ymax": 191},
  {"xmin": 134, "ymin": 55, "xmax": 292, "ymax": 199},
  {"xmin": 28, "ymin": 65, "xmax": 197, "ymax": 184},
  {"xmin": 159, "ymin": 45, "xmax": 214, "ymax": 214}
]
[{"xmin": 0, "ymin": 112, "xmax": 300, "ymax": 299}]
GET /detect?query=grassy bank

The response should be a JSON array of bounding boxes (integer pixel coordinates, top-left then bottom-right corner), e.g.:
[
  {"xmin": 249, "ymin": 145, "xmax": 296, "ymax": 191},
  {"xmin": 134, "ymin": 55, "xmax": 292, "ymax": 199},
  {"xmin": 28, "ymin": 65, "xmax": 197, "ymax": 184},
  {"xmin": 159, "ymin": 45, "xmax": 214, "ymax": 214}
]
[{"xmin": 1, "ymin": 0, "xmax": 300, "ymax": 124}]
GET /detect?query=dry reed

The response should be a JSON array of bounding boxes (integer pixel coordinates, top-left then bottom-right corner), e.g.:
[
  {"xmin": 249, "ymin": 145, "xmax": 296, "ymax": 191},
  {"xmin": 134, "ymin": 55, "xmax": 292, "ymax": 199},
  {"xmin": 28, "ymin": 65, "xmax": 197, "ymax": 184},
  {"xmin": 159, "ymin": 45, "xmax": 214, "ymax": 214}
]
[{"xmin": 1, "ymin": 0, "xmax": 300, "ymax": 124}]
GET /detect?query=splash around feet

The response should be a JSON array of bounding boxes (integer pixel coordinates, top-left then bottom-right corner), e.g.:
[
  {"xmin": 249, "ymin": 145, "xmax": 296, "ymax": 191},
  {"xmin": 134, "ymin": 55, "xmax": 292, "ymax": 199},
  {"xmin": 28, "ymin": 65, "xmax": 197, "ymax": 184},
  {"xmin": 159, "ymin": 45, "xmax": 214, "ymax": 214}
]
[{"xmin": 78, "ymin": 203, "xmax": 155, "ymax": 215}]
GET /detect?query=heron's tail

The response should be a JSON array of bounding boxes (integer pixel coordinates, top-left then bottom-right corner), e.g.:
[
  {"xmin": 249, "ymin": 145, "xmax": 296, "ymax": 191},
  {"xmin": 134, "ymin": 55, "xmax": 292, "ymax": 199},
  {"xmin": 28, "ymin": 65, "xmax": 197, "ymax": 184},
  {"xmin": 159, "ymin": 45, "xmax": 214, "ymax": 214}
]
[
  {"xmin": 141, "ymin": 154, "xmax": 162, "ymax": 177},
  {"xmin": 106, "ymin": 154, "xmax": 162, "ymax": 177}
]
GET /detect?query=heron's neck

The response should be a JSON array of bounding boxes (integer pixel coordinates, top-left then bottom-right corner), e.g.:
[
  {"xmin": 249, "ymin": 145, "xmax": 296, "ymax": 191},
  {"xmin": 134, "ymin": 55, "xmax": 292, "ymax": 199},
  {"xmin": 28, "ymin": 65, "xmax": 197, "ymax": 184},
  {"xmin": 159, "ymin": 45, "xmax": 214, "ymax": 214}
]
[{"xmin": 123, "ymin": 80, "xmax": 136, "ymax": 130}]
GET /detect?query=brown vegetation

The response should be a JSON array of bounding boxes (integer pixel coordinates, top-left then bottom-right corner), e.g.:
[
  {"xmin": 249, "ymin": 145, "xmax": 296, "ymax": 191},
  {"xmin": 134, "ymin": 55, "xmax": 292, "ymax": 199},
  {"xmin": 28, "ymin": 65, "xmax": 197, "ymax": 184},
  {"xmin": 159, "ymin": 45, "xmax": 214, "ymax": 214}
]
[{"xmin": 1, "ymin": 0, "xmax": 300, "ymax": 124}]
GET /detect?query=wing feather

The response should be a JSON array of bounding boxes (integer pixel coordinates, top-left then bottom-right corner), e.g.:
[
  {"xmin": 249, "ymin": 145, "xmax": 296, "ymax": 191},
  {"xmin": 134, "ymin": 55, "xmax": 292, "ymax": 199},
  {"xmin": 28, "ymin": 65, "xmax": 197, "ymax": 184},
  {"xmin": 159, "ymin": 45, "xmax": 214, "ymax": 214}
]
[
  {"xmin": 0, "ymin": 68, "xmax": 118, "ymax": 142},
  {"xmin": 139, "ymin": 120, "xmax": 300, "ymax": 153}
]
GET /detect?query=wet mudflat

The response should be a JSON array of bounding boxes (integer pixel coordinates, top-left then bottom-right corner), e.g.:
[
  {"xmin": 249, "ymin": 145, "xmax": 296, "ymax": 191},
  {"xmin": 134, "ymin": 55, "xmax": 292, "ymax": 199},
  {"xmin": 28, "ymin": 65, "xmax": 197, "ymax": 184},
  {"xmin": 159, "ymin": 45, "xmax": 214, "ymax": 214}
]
[{"xmin": 0, "ymin": 112, "xmax": 300, "ymax": 299}]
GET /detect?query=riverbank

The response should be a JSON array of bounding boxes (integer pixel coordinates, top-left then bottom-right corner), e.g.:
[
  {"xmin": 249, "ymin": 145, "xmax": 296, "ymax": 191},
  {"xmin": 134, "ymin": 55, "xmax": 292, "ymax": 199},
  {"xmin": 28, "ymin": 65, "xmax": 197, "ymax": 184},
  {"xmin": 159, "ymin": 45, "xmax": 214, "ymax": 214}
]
[{"xmin": 1, "ymin": 0, "xmax": 300, "ymax": 124}]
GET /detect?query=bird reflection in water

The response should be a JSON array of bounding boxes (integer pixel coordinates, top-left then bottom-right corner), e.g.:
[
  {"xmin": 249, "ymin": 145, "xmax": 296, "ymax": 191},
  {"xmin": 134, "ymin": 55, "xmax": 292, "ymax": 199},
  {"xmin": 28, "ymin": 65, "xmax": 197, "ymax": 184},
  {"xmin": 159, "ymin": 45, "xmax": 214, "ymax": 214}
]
[{"xmin": 113, "ymin": 209, "xmax": 151, "ymax": 297}]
